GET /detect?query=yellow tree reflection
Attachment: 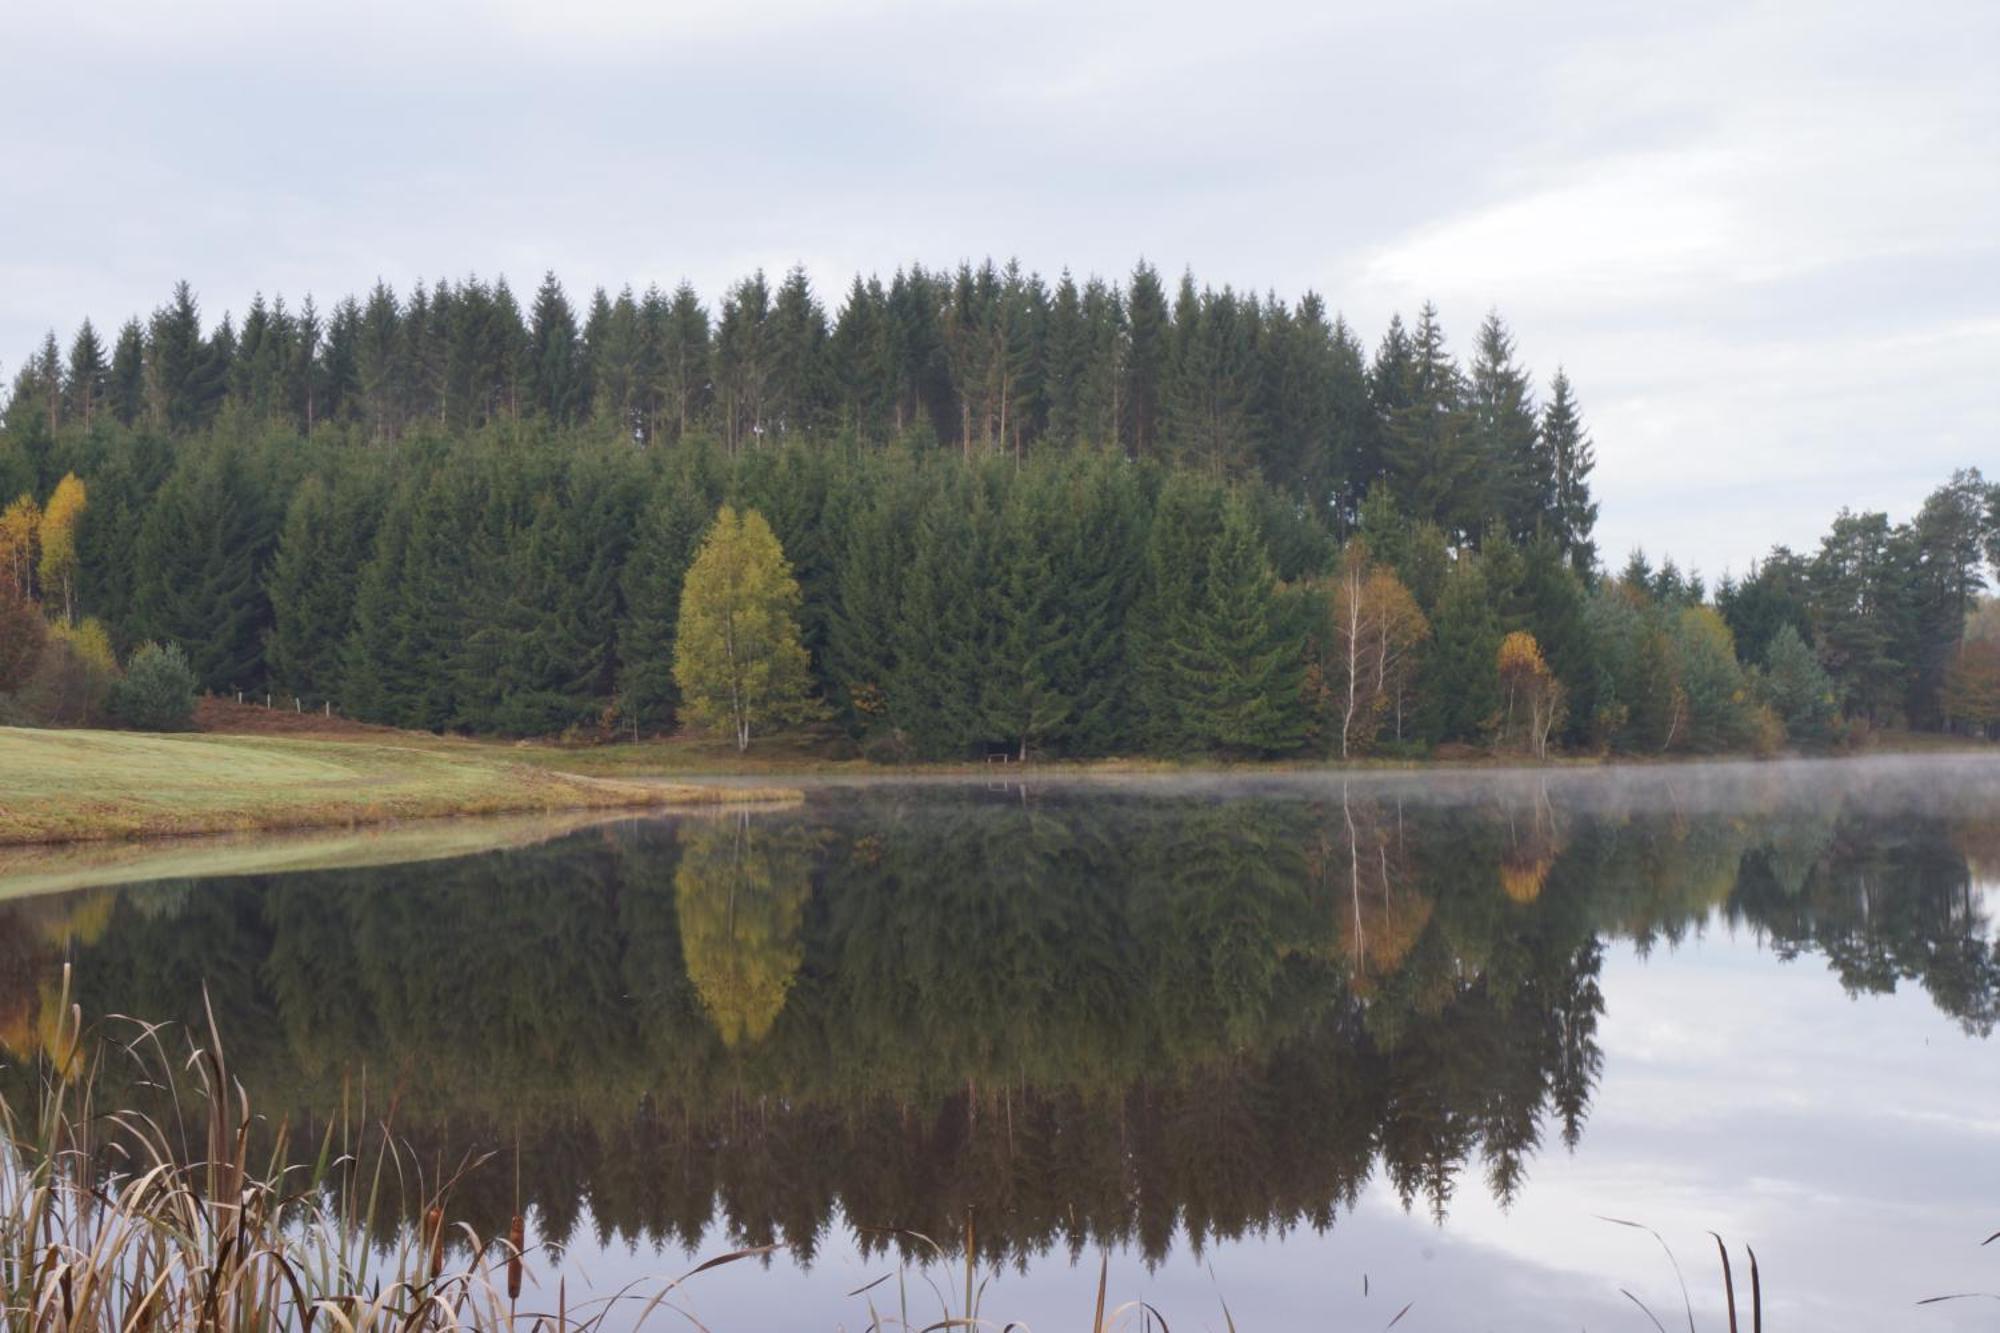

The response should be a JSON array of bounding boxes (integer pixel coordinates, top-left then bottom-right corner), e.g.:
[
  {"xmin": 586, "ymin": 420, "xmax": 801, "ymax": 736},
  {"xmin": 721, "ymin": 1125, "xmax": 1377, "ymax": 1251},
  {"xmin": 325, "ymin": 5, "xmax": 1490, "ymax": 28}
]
[
  {"xmin": 676, "ymin": 814, "xmax": 810, "ymax": 1048},
  {"xmin": 1334, "ymin": 784, "xmax": 1432, "ymax": 997}
]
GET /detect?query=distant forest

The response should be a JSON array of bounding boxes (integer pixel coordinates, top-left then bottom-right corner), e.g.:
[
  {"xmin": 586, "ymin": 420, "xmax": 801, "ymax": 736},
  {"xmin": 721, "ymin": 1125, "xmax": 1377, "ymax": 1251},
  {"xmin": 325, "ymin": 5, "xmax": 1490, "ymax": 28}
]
[{"xmin": 1, "ymin": 262, "xmax": 1996, "ymax": 755}]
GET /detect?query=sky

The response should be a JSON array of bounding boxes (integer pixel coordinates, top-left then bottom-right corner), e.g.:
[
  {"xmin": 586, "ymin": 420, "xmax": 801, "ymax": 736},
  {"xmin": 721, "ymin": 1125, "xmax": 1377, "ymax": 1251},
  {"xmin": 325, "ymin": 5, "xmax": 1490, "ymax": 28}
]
[{"xmin": 2, "ymin": 0, "xmax": 1995, "ymax": 579}]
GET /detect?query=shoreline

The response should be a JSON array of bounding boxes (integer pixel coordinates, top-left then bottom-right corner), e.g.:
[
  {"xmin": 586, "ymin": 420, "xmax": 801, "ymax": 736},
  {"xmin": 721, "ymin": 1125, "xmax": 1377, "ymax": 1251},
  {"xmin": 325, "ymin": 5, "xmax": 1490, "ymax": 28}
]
[{"xmin": 3, "ymin": 723, "xmax": 1990, "ymax": 852}]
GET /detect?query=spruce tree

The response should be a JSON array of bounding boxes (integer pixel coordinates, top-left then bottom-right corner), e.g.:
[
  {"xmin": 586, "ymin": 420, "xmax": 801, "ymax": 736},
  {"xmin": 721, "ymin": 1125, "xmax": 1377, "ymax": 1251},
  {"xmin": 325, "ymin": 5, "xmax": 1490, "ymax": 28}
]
[
  {"xmin": 527, "ymin": 272, "xmax": 584, "ymax": 425},
  {"xmin": 1763, "ymin": 622, "xmax": 1836, "ymax": 745},
  {"xmin": 108, "ymin": 318, "xmax": 146, "ymax": 427},
  {"xmin": 64, "ymin": 320, "xmax": 107, "ymax": 428},
  {"xmin": 1386, "ymin": 303, "xmax": 1478, "ymax": 542},
  {"xmin": 1418, "ymin": 557, "xmax": 1501, "ymax": 744},
  {"xmin": 768, "ymin": 266, "xmax": 831, "ymax": 439},
  {"xmin": 1124, "ymin": 261, "xmax": 1169, "ymax": 457},
  {"xmin": 267, "ymin": 469, "xmax": 383, "ymax": 703},
  {"xmin": 1467, "ymin": 312, "xmax": 1542, "ymax": 541},
  {"xmin": 1158, "ymin": 494, "xmax": 1305, "ymax": 753},
  {"xmin": 657, "ymin": 281, "xmax": 712, "ymax": 443},
  {"xmin": 128, "ymin": 440, "xmax": 276, "ymax": 691},
  {"xmin": 618, "ymin": 453, "xmax": 722, "ymax": 733},
  {"xmin": 1538, "ymin": 369, "xmax": 1598, "ymax": 573}
]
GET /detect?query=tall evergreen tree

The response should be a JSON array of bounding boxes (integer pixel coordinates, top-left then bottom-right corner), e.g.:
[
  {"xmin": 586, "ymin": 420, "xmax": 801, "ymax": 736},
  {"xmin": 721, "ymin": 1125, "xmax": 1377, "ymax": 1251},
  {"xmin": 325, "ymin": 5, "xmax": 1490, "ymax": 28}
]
[
  {"xmin": 1156, "ymin": 493, "xmax": 1305, "ymax": 753},
  {"xmin": 1466, "ymin": 312, "xmax": 1542, "ymax": 541},
  {"xmin": 128, "ymin": 440, "xmax": 277, "ymax": 690},
  {"xmin": 527, "ymin": 272, "xmax": 585, "ymax": 425},
  {"xmin": 1538, "ymin": 369, "xmax": 1597, "ymax": 573},
  {"xmin": 64, "ymin": 320, "xmax": 108, "ymax": 429},
  {"xmin": 1418, "ymin": 557, "xmax": 1502, "ymax": 744},
  {"xmin": 1385, "ymin": 303, "xmax": 1479, "ymax": 542},
  {"xmin": 108, "ymin": 318, "xmax": 146, "ymax": 427},
  {"xmin": 1123, "ymin": 261, "xmax": 1169, "ymax": 458}
]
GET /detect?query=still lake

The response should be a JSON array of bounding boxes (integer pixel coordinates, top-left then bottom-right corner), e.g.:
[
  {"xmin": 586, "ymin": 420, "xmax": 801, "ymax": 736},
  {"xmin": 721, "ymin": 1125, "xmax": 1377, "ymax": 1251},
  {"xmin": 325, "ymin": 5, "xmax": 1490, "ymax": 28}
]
[{"xmin": 4, "ymin": 757, "xmax": 1998, "ymax": 1330}]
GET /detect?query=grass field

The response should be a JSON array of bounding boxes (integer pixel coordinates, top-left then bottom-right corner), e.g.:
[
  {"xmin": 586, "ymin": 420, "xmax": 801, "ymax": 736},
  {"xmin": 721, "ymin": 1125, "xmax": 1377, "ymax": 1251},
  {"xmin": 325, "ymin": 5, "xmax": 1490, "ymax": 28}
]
[{"xmin": 0, "ymin": 727, "xmax": 796, "ymax": 847}]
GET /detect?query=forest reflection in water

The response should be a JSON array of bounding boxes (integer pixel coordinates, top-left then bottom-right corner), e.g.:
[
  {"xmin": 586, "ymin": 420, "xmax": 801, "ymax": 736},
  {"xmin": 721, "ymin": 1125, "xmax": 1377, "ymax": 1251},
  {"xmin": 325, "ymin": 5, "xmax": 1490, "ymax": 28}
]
[{"xmin": 1, "ymin": 757, "xmax": 1996, "ymax": 1279}]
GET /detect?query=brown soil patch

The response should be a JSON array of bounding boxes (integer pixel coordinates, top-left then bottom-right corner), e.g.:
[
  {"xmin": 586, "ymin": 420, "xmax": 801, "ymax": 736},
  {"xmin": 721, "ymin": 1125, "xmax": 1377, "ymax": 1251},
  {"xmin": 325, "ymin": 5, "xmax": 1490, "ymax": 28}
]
[{"xmin": 195, "ymin": 696, "xmax": 435, "ymax": 741}]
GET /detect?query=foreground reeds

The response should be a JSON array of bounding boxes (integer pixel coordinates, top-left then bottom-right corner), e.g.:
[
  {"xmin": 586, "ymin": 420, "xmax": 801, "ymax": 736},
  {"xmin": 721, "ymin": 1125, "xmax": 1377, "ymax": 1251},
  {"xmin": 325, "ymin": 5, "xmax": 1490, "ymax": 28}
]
[{"xmin": 0, "ymin": 970, "xmax": 779, "ymax": 1330}]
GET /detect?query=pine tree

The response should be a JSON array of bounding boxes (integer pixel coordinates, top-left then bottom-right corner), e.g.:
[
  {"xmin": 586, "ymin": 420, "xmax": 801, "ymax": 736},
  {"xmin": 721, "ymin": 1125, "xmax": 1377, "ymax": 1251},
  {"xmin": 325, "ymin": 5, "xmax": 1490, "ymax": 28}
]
[
  {"xmin": 1467, "ymin": 312, "xmax": 1542, "ymax": 541},
  {"xmin": 767, "ymin": 266, "xmax": 830, "ymax": 440},
  {"xmin": 617, "ymin": 456, "xmax": 722, "ymax": 733},
  {"xmin": 289, "ymin": 297, "xmax": 323, "ymax": 433},
  {"xmin": 1385, "ymin": 303, "xmax": 1478, "ymax": 542},
  {"xmin": 128, "ymin": 443, "xmax": 275, "ymax": 690},
  {"xmin": 64, "ymin": 320, "xmax": 108, "ymax": 428},
  {"xmin": 1042, "ymin": 271, "xmax": 1087, "ymax": 448},
  {"xmin": 1763, "ymin": 622, "xmax": 1836, "ymax": 745},
  {"xmin": 1165, "ymin": 280, "xmax": 1258, "ymax": 478},
  {"xmin": 981, "ymin": 472, "xmax": 1071, "ymax": 757},
  {"xmin": 355, "ymin": 281, "xmax": 404, "ymax": 440},
  {"xmin": 1418, "ymin": 557, "xmax": 1501, "ymax": 744},
  {"xmin": 592, "ymin": 287, "xmax": 646, "ymax": 439},
  {"xmin": 267, "ymin": 467, "xmax": 384, "ymax": 704},
  {"xmin": 1124, "ymin": 261, "xmax": 1169, "ymax": 458},
  {"xmin": 657, "ymin": 281, "xmax": 712, "ymax": 444},
  {"xmin": 1044, "ymin": 456, "xmax": 1145, "ymax": 752},
  {"xmin": 716, "ymin": 272, "xmax": 773, "ymax": 452},
  {"xmin": 528, "ymin": 273, "xmax": 584, "ymax": 426},
  {"xmin": 108, "ymin": 318, "xmax": 145, "ymax": 427},
  {"xmin": 823, "ymin": 465, "xmax": 917, "ymax": 732},
  {"xmin": 1133, "ymin": 471, "xmax": 1225, "ymax": 748},
  {"xmin": 1156, "ymin": 493, "xmax": 1304, "ymax": 753},
  {"xmin": 319, "ymin": 297, "xmax": 362, "ymax": 426},
  {"xmin": 1538, "ymin": 369, "xmax": 1597, "ymax": 573},
  {"xmin": 890, "ymin": 470, "xmax": 989, "ymax": 753}
]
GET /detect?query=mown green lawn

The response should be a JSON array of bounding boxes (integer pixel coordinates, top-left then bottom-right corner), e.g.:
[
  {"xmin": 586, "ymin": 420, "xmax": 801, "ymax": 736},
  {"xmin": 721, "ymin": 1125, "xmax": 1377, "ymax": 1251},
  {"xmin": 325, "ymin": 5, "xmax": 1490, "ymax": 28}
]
[{"xmin": 0, "ymin": 727, "xmax": 788, "ymax": 846}]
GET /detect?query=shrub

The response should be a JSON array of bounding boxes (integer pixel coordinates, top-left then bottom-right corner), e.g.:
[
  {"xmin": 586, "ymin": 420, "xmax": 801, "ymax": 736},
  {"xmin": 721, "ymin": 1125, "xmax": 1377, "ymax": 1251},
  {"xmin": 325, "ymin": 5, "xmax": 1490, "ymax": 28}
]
[
  {"xmin": 14, "ymin": 617, "xmax": 121, "ymax": 726},
  {"xmin": 1761, "ymin": 622, "xmax": 1837, "ymax": 747},
  {"xmin": 0, "ymin": 588, "xmax": 44, "ymax": 694},
  {"xmin": 111, "ymin": 641, "xmax": 199, "ymax": 731}
]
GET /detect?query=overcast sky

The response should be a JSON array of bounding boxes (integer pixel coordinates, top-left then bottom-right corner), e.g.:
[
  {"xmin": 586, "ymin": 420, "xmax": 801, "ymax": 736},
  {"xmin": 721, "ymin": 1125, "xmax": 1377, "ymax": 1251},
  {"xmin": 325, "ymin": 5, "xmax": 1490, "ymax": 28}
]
[{"xmin": 3, "ymin": 0, "xmax": 1994, "ymax": 578}]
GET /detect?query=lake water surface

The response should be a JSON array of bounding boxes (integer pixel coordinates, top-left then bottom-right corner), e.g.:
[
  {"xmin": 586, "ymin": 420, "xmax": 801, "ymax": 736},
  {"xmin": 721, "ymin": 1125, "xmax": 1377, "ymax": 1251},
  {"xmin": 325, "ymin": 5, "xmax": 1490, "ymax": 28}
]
[{"xmin": 4, "ymin": 757, "xmax": 1998, "ymax": 1330}]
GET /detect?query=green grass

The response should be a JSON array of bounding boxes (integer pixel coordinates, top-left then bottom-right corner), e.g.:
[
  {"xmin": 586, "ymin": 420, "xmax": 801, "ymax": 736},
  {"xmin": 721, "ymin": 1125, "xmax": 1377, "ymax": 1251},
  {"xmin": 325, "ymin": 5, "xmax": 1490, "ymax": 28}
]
[{"xmin": 0, "ymin": 727, "xmax": 797, "ymax": 848}]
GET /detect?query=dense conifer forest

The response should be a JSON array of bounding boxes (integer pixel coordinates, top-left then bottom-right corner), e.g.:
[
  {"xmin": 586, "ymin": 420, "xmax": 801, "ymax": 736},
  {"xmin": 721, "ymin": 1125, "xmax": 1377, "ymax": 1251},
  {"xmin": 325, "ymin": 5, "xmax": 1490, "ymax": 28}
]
[{"xmin": 1, "ymin": 262, "xmax": 1996, "ymax": 755}]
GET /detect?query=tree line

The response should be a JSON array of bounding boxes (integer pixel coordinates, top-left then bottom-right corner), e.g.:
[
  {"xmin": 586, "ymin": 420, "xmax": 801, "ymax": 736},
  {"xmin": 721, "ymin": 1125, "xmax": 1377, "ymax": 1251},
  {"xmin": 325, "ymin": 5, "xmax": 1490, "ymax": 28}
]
[{"xmin": 2, "ymin": 267, "xmax": 1996, "ymax": 753}]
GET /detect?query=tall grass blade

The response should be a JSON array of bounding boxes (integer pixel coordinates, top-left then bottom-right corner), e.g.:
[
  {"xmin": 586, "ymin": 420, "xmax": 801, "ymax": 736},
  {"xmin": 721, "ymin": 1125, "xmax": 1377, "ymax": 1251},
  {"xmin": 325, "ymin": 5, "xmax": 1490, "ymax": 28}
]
[
  {"xmin": 1621, "ymin": 1288, "xmax": 1669, "ymax": 1333},
  {"xmin": 1747, "ymin": 1244, "xmax": 1761, "ymax": 1333},
  {"xmin": 1709, "ymin": 1232, "xmax": 1738, "ymax": 1333},
  {"xmin": 1599, "ymin": 1215, "xmax": 1695, "ymax": 1333}
]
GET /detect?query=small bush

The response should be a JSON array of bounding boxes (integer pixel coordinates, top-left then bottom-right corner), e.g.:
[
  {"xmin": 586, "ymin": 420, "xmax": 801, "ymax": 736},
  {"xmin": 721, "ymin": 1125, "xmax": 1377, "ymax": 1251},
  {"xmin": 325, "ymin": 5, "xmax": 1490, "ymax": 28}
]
[
  {"xmin": 0, "ymin": 589, "xmax": 44, "ymax": 694},
  {"xmin": 111, "ymin": 641, "xmax": 199, "ymax": 731},
  {"xmin": 13, "ymin": 618, "xmax": 121, "ymax": 726},
  {"xmin": 860, "ymin": 727, "xmax": 914, "ymax": 765}
]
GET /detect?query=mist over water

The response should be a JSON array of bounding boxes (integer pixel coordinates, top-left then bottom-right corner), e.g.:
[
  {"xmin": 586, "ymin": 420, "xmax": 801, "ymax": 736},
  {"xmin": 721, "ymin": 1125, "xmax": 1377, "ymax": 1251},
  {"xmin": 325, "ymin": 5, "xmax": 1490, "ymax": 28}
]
[{"xmin": 3, "ymin": 755, "xmax": 1997, "ymax": 1330}]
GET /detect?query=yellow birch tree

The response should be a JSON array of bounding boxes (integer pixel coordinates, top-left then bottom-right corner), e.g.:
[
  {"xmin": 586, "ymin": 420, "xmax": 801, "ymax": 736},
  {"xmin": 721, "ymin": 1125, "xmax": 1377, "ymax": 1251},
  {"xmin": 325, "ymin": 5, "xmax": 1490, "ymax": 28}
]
[
  {"xmin": 672, "ymin": 505, "xmax": 820, "ymax": 751},
  {"xmin": 37, "ymin": 474, "xmax": 86, "ymax": 626},
  {"xmin": 0, "ymin": 494, "xmax": 39, "ymax": 602}
]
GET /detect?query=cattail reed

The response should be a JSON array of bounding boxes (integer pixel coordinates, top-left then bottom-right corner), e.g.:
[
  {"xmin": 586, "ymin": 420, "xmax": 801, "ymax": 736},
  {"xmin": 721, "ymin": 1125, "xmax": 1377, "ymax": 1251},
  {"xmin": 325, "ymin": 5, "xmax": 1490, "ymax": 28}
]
[
  {"xmin": 508, "ymin": 1212, "xmax": 526, "ymax": 1301},
  {"xmin": 426, "ymin": 1203, "xmax": 446, "ymax": 1281}
]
